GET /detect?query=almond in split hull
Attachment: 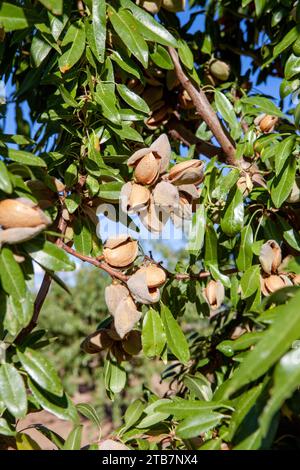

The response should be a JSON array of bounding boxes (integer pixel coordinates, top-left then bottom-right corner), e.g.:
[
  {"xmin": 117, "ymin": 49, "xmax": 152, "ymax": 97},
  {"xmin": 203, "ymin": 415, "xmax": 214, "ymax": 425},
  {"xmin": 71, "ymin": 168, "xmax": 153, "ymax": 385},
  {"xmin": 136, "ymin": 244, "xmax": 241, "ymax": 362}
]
[
  {"xmin": 261, "ymin": 274, "xmax": 292, "ymax": 296},
  {"xmin": 203, "ymin": 280, "xmax": 225, "ymax": 310},
  {"xmin": 259, "ymin": 240, "xmax": 282, "ymax": 275},
  {"xmin": 113, "ymin": 296, "xmax": 142, "ymax": 339},
  {"xmin": 127, "ymin": 269, "xmax": 161, "ymax": 304},
  {"xmin": 138, "ymin": 264, "xmax": 166, "ymax": 288},
  {"xmin": 168, "ymin": 160, "xmax": 204, "ymax": 186},
  {"xmin": 0, "ymin": 198, "xmax": 51, "ymax": 228},
  {"xmin": 103, "ymin": 235, "xmax": 138, "ymax": 268},
  {"xmin": 122, "ymin": 330, "xmax": 142, "ymax": 356},
  {"xmin": 0, "ymin": 225, "xmax": 47, "ymax": 246},
  {"xmin": 105, "ymin": 283, "xmax": 130, "ymax": 316}
]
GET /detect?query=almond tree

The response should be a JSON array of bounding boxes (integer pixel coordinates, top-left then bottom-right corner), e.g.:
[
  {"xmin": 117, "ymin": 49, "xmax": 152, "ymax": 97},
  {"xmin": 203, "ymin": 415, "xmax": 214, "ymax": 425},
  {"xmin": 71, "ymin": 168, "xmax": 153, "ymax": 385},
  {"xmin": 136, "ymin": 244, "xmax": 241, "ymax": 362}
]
[{"xmin": 0, "ymin": 0, "xmax": 300, "ymax": 450}]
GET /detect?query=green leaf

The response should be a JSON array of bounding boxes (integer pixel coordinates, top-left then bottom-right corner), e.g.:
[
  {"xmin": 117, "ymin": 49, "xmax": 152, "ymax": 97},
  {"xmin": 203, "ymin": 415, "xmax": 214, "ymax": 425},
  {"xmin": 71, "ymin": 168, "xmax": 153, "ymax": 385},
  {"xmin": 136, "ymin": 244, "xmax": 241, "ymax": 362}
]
[
  {"xmin": 95, "ymin": 82, "xmax": 120, "ymax": 124},
  {"xmin": 0, "ymin": 417, "xmax": 16, "ymax": 436},
  {"xmin": 0, "ymin": 161, "xmax": 12, "ymax": 193},
  {"xmin": 59, "ymin": 85, "xmax": 79, "ymax": 108},
  {"xmin": 271, "ymin": 156, "xmax": 296, "ymax": 208},
  {"xmin": 63, "ymin": 425, "xmax": 82, "ymax": 450},
  {"xmin": 215, "ymin": 91, "xmax": 241, "ymax": 140},
  {"xmin": 16, "ymin": 432, "xmax": 41, "ymax": 450},
  {"xmin": 0, "ymin": 247, "xmax": 26, "ymax": 299},
  {"xmin": 108, "ymin": 7, "xmax": 148, "ymax": 68},
  {"xmin": 200, "ymin": 438, "xmax": 222, "ymax": 450},
  {"xmin": 284, "ymin": 53, "xmax": 300, "ymax": 80},
  {"xmin": 32, "ymin": 424, "xmax": 64, "ymax": 449},
  {"xmin": 160, "ymin": 304, "xmax": 190, "ymax": 364},
  {"xmin": 92, "ymin": 0, "xmax": 106, "ymax": 63},
  {"xmin": 142, "ymin": 308, "xmax": 166, "ymax": 358},
  {"xmin": 24, "ymin": 240, "xmax": 75, "ymax": 272},
  {"xmin": 236, "ymin": 224, "xmax": 254, "ymax": 271},
  {"xmin": 110, "ymin": 51, "xmax": 141, "ymax": 79},
  {"xmin": 73, "ymin": 218, "xmax": 93, "ymax": 256},
  {"xmin": 117, "ymin": 84, "xmax": 149, "ymax": 114},
  {"xmin": 4, "ymin": 293, "xmax": 33, "ymax": 336},
  {"xmin": 76, "ymin": 403, "xmax": 101, "ymax": 429},
  {"xmin": 221, "ymin": 290, "xmax": 300, "ymax": 398},
  {"xmin": 17, "ymin": 347, "xmax": 63, "ymax": 397},
  {"xmin": 122, "ymin": 399, "xmax": 145, "ymax": 433},
  {"xmin": 242, "ymin": 96, "xmax": 285, "ymax": 118},
  {"xmin": 150, "ymin": 45, "xmax": 173, "ymax": 70},
  {"xmin": 187, "ymin": 204, "xmax": 206, "ymax": 255},
  {"xmin": 155, "ymin": 398, "xmax": 231, "ymax": 419},
  {"xmin": 58, "ymin": 21, "xmax": 86, "ymax": 73},
  {"xmin": 178, "ymin": 39, "xmax": 194, "ymax": 70},
  {"xmin": 204, "ymin": 222, "xmax": 218, "ymax": 266},
  {"xmin": 0, "ymin": 364, "xmax": 27, "ymax": 419},
  {"xmin": 265, "ymin": 27, "xmax": 299, "ymax": 66},
  {"xmin": 217, "ymin": 332, "xmax": 264, "ymax": 358},
  {"xmin": 221, "ymin": 187, "xmax": 244, "ymax": 237},
  {"xmin": 107, "ymin": 360, "xmax": 127, "ymax": 394},
  {"xmin": 260, "ymin": 348, "xmax": 300, "ymax": 436},
  {"xmin": 254, "ymin": 0, "xmax": 265, "ymax": 16},
  {"xmin": 28, "ymin": 378, "xmax": 78, "ymax": 423},
  {"xmin": 120, "ymin": 0, "xmax": 177, "ymax": 47},
  {"xmin": 136, "ymin": 411, "xmax": 169, "ymax": 429},
  {"xmin": 0, "ymin": 3, "xmax": 35, "ymax": 31},
  {"xmin": 177, "ymin": 412, "xmax": 224, "ymax": 439},
  {"xmin": 240, "ymin": 265, "xmax": 260, "ymax": 299},
  {"xmin": 30, "ymin": 34, "xmax": 52, "ymax": 67},
  {"xmin": 277, "ymin": 215, "xmax": 300, "ymax": 252},
  {"xmin": 275, "ymin": 136, "xmax": 296, "ymax": 176},
  {"xmin": 38, "ymin": 0, "xmax": 63, "ymax": 15},
  {"xmin": 6, "ymin": 149, "xmax": 46, "ymax": 167},
  {"xmin": 184, "ymin": 373, "xmax": 213, "ymax": 401},
  {"xmin": 65, "ymin": 193, "xmax": 81, "ymax": 214},
  {"xmin": 98, "ymin": 181, "xmax": 122, "ymax": 201},
  {"xmin": 223, "ymin": 383, "xmax": 264, "ymax": 442}
]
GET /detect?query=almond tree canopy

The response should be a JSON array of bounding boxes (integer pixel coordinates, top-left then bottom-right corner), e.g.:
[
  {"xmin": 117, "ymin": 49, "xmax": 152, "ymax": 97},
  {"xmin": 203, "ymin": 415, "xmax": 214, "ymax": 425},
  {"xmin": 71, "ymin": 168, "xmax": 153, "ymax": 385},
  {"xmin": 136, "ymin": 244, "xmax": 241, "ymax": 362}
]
[{"xmin": 0, "ymin": 0, "xmax": 300, "ymax": 450}]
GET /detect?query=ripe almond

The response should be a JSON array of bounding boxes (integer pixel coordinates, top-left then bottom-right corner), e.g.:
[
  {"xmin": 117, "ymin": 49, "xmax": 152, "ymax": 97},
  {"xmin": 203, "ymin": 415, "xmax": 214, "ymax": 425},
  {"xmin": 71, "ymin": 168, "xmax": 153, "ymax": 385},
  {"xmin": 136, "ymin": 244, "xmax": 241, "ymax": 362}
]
[
  {"xmin": 134, "ymin": 152, "xmax": 160, "ymax": 185},
  {"xmin": 0, "ymin": 198, "xmax": 51, "ymax": 228},
  {"xmin": 169, "ymin": 160, "xmax": 204, "ymax": 185},
  {"xmin": 259, "ymin": 240, "xmax": 282, "ymax": 275},
  {"xmin": 203, "ymin": 280, "xmax": 225, "ymax": 310},
  {"xmin": 139, "ymin": 264, "xmax": 166, "ymax": 288},
  {"xmin": 103, "ymin": 235, "xmax": 138, "ymax": 268}
]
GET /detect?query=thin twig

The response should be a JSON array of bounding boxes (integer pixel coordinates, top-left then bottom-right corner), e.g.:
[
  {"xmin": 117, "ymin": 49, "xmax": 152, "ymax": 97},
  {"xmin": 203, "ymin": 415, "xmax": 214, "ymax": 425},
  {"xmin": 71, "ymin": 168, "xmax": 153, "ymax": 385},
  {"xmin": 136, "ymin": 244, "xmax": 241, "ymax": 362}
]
[
  {"xmin": 62, "ymin": 244, "xmax": 237, "ymax": 282},
  {"xmin": 62, "ymin": 243, "xmax": 128, "ymax": 281},
  {"xmin": 168, "ymin": 47, "xmax": 237, "ymax": 165}
]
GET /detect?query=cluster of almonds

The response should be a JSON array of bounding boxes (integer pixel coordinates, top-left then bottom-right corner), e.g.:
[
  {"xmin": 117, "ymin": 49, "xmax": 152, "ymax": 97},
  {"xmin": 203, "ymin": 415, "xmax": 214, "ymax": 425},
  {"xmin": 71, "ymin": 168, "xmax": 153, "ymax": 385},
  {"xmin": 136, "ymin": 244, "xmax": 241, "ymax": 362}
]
[
  {"xmin": 0, "ymin": 198, "xmax": 51, "ymax": 247},
  {"xmin": 136, "ymin": 0, "xmax": 185, "ymax": 14},
  {"xmin": 259, "ymin": 240, "xmax": 300, "ymax": 295},
  {"xmin": 82, "ymin": 234, "xmax": 167, "ymax": 361},
  {"xmin": 121, "ymin": 134, "xmax": 204, "ymax": 232}
]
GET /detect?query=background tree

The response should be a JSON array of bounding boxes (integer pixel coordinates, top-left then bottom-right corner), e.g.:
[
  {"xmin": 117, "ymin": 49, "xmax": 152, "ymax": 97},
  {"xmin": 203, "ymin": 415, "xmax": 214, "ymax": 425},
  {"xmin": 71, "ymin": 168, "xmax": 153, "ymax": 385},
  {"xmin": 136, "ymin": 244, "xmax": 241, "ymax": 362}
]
[{"xmin": 0, "ymin": 0, "xmax": 300, "ymax": 450}]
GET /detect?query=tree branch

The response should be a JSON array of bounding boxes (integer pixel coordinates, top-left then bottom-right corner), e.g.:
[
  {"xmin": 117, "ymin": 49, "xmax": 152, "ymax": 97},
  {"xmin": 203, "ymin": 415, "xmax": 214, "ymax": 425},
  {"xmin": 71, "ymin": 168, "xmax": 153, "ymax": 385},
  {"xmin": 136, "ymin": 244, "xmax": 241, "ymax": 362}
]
[
  {"xmin": 168, "ymin": 47, "xmax": 237, "ymax": 166},
  {"xmin": 15, "ymin": 216, "xmax": 67, "ymax": 345}
]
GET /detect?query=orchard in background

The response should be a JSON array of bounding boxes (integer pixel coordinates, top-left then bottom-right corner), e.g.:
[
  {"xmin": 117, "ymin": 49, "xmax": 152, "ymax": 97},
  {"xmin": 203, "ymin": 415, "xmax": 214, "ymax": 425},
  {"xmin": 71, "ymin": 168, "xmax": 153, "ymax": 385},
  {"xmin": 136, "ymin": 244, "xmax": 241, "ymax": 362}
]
[{"xmin": 0, "ymin": 0, "xmax": 300, "ymax": 450}]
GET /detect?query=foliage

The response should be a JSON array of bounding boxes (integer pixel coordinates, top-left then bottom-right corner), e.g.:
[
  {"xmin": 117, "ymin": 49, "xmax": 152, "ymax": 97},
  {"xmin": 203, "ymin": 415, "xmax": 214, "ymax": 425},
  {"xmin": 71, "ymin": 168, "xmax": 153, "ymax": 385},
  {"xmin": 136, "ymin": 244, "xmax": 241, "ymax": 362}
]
[{"xmin": 0, "ymin": 0, "xmax": 300, "ymax": 451}]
